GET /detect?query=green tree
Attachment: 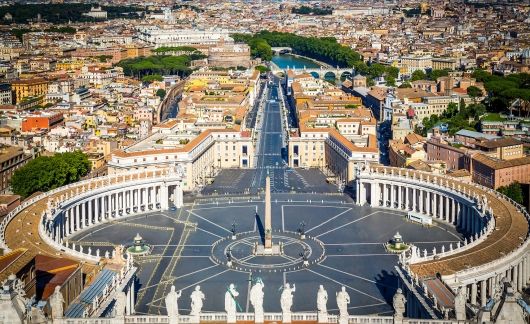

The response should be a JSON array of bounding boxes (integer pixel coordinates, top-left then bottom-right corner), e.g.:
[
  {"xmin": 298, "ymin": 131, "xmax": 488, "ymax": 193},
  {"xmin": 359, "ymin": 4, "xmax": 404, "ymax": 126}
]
[
  {"xmin": 142, "ymin": 74, "xmax": 163, "ymax": 83},
  {"xmin": 410, "ymin": 70, "xmax": 427, "ymax": 82},
  {"xmin": 11, "ymin": 151, "xmax": 90, "ymax": 198},
  {"xmin": 497, "ymin": 182, "xmax": 524, "ymax": 205},
  {"xmin": 467, "ymin": 86, "xmax": 483, "ymax": 103},
  {"xmin": 255, "ymin": 65, "xmax": 270, "ymax": 73},
  {"xmin": 156, "ymin": 89, "xmax": 166, "ymax": 99},
  {"xmin": 427, "ymin": 69, "xmax": 450, "ymax": 81},
  {"xmin": 399, "ymin": 82, "xmax": 412, "ymax": 88}
]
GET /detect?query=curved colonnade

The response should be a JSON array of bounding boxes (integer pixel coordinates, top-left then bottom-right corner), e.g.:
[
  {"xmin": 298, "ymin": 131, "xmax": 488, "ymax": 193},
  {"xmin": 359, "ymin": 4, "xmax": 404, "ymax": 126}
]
[
  {"xmin": 356, "ymin": 166, "xmax": 530, "ymax": 317},
  {"xmin": 1, "ymin": 169, "xmax": 184, "ymax": 264},
  {"xmin": 1, "ymin": 166, "xmax": 529, "ymax": 322}
]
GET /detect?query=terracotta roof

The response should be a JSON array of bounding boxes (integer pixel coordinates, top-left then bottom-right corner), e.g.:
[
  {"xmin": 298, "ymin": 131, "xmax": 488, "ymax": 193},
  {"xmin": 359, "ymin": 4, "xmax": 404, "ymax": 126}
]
[
  {"xmin": 472, "ymin": 153, "xmax": 530, "ymax": 170},
  {"xmin": 475, "ymin": 137, "xmax": 521, "ymax": 149}
]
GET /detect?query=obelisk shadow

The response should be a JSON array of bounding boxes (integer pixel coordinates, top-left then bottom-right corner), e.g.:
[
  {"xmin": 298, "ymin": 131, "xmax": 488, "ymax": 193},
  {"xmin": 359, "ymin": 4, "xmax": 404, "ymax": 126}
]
[{"xmin": 255, "ymin": 213, "xmax": 265, "ymax": 245}]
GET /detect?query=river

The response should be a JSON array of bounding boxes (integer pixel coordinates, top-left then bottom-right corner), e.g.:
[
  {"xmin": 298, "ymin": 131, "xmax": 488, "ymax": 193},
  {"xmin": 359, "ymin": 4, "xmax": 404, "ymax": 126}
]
[
  {"xmin": 271, "ymin": 54, "xmax": 336, "ymax": 83},
  {"xmin": 271, "ymin": 54, "xmax": 320, "ymax": 69}
]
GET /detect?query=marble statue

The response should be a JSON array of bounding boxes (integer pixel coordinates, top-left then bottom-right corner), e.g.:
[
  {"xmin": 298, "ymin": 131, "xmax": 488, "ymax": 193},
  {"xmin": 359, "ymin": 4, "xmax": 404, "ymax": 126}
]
[
  {"xmin": 190, "ymin": 285, "xmax": 205, "ymax": 316},
  {"xmin": 250, "ymin": 279, "xmax": 264, "ymax": 322},
  {"xmin": 225, "ymin": 284, "xmax": 239, "ymax": 323},
  {"xmin": 336, "ymin": 286, "xmax": 350, "ymax": 319},
  {"xmin": 281, "ymin": 283, "xmax": 295, "ymax": 313},
  {"xmin": 114, "ymin": 291, "xmax": 127, "ymax": 317},
  {"xmin": 49, "ymin": 286, "xmax": 64, "ymax": 319},
  {"xmin": 165, "ymin": 285, "xmax": 182, "ymax": 324},
  {"xmin": 393, "ymin": 288, "xmax": 406, "ymax": 323},
  {"xmin": 454, "ymin": 286, "xmax": 466, "ymax": 321},
  {"xmin": 317, "ymin": 285, "xmax": 328, "ymax": 314}
]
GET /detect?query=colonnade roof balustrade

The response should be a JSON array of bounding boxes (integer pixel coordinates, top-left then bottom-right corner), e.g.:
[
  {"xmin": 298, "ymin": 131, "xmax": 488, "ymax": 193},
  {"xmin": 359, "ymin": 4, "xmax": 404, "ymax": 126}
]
[
  {"xmin": 368, "ymin": 166, "xmax": 529, "ymax": 278},
  {"xmin": 2, "ymin": 170, "xmax": 168, "ymax": 272}
]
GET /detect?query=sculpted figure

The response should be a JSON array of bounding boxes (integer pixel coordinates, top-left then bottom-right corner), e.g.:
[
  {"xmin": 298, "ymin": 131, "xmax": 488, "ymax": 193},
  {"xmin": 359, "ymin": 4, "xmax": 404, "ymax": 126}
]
[
  {"xmin": 225, "ymin": 284, "xmax": 239, "ymax": 315},
  {"xmin": 393, "ymin": 288, "xmax": 406, "ymax": 322},
  {"xmin": 49, "ymin": 286, "xmax": 64, "ymax": 319},
  {"xmin": 336, "ymin": 286, "xmax": 350, "ymax": 317},
  {"xmin": 281, "ymin": 283, "xmax": 296, "ymax": 313},
  {"xmin": 114, "ymin": 291, "xmax": 127, "ymax": 317},
  {"xmin": 317, "ymin": 285, "xmax": 328, "ymax": 314},
  {"xmin": 454, "ymin": 286, "xmax": 466, "ymax": 321},
  {"xmin": 190, "ymin": 285, "xmax": 206, "ymax": 316},
  {"xmin": 165, "ymin": 285, "xmax": 182, "ymax": 319},
  {"xmin": 250, "ymin": 279, "xmax": 264, "ymax": 314}
]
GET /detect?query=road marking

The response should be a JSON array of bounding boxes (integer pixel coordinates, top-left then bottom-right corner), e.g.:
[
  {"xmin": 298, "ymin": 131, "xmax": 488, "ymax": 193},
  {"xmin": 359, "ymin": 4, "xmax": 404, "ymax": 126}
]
[
  {"xmin": 315, "ymin": 211, "xmax": 380, "ymax": 238},
  {"xmin": 306, "ymin": 208, "xmax": 352, "ymax": 233},
  {"xmin": 187, "ymin": 210, "xmax": 231, "ymax": 234},
  {"xmin": 307, "ymin": 268, "xmax": 385, "ymax": 303}
]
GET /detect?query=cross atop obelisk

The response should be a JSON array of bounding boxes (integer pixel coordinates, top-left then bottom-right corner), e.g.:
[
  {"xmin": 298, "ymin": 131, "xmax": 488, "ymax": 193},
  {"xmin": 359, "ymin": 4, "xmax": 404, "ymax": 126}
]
[{"xmin": 264, "ymin": 175, "xmax": 272, "ymax": 249}]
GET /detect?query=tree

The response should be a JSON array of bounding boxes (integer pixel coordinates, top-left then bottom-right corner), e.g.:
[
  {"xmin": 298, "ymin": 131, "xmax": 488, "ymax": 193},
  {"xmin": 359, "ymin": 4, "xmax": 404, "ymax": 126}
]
[
  {"xmin": 142, "ymin": 74, "xmax": 163, "ymax": 83},
  {"xmin": 497, "ymin": 182, "xmax": 524, "ymax": 205},
  {"xmin": 427, "ymin": 69, "xmax": 450, "ymax": 81},
  {"xmin": 410, "ymin": 70, "xmax": 427, "ymax": 82},
  {"xmin": 399, "ymin": 82, "xmax": 412, "ymax": 88},
  {"xmin": 255, "ymin": 65, "xmax": 270, "ymax": 73},
  {"xmin": 11, "ymin": 151, "xmax": 90, "ymax": 198},
  {"xmin": 156, "ymin": 89, "xmax": 166, "ymax": 99},
  {"xmin": 467, "ymin": 86, "xmax": 483, "ymax": 103}
]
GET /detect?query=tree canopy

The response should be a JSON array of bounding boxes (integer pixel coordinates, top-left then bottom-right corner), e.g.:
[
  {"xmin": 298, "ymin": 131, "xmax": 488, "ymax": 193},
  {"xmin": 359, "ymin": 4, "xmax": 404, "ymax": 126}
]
[
  {"xmin": 117, "ymin": 54, "xmax": 200, "ymax": 79},
  {"xmin": 0, "ymin": 3, "xmax": 145, "ymax": 24},
  {"xmin": 291, "ymin": 6, "xmax": 332, "ymax": 15},
  {"xmin": 497, "ymin": 182, "xmax": 524, "ymax": 205},
  {"xmin": 232, "ymin": 31, "xmax": 362, "ymax": 68},
  {"xmin": 11, "ymin": 151, "xmax": 90, "ymax": 198},
  {"xmin": 472, "ymin": 70, "xmax": 530, "ymax": 114}
]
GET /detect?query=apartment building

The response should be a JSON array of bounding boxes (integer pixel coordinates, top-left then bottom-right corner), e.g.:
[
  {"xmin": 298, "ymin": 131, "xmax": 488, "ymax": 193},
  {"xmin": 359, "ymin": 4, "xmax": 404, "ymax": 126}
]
[
  {"xmin": 11, "ymin": 78, "xmax": 49, "ymax": 104},
  {"xmin": 0, "ymin": 145, "xmax": 31, "ymax": 193},
  {"xmin": 108, "ymin": 127, "xmax": 254, "ymax": 190}
]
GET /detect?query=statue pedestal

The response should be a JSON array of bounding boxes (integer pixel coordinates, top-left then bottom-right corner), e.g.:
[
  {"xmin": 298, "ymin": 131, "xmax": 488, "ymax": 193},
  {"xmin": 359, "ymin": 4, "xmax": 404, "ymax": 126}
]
[
  {"xmin": 190, "ymin": 314, "xmax": 200, "ymax": 324},
  {"xmin": 318, "ymin": 312, "xmax": 328, "ymax": 323},
  {"xmin": 232, "ymin": 235, "xmax": 237, "ymax": 240},
  {"xmin": 255, "ymin": 311, "xmax": 264, "ymax": 323},
  {"xmin": 300, "ymin": 234, "xmax": 306, "ymax": 240},
  {"xmin": 169, "ymin": 315, "xmax": 179, "ymax": 324},
  {"xmin": 254, "ymin": 244, "xmax": 282, "ymax": 256},
  {"xmin": 338, "ymin": 314, "xmax": 348, "ymax": 324},
  {"xmin": 283, "ymin": 312, "xmax": 292, "ymax": 323},
  {"xmin": 227, "ymin": 312, "xmax": 236, "ymax": 324}
]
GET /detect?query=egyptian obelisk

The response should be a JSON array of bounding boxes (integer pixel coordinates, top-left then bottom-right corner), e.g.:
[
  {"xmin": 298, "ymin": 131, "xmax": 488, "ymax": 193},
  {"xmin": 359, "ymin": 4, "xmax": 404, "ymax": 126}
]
[{"xmin": 264, "ymin": 175, "xmax": 272, "ymax": 249}]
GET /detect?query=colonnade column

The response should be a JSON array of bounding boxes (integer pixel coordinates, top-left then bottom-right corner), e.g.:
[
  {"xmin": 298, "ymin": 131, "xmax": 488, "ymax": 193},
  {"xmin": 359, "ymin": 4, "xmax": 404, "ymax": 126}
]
[
  {"xmin": 480, "ymin": 280, "xmax": 487, "ymax": 306},
  {"xmin": 471, "ymin": 282, "xmax": 477, "ymax": 305}
]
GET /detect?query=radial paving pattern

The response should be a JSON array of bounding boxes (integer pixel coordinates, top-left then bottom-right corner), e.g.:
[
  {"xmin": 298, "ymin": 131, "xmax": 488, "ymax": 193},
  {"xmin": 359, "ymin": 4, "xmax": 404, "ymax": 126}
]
[{"xmin": 70, "ymin": 193, "xmax": 462, "ymax": 316}]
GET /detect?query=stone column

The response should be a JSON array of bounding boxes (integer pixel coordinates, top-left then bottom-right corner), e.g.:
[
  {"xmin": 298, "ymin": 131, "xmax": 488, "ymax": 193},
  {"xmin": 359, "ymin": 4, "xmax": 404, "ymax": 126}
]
[
  {"xmin": 69, "ymin": 209, "xmax": 74, "ymax": 234},
  {"xmin": 175, "ymin": 184, "xmax": 183, "ymax": 208},
  {"xmin": 412, "ymin": 188, "xmax": 416, "ymax": 212},
  {"xmin": 518, "ymin": 262, "xmax": 523, "ymax": 292},
  {"xmin": 419, "ymin": 190, "xmax": 424, "ymax": 213},
  {"xmin": 445, "ymin": 196, "xmax": 450, "ymax": 222},
  {"xmin": 102, "ymin": 195, "xmax": 106, "ymax": 219},
  {"xmin": 95, "ymin": 197, "xmax": 99, "ymax": 223},
  {"xmin": 426, "ymin": 191, "xmax": 430, "ymax": 215},
  {"xmin": 480, "ymin": 280, "xmax": 487, "ymax": 306},
  {"xmin": 88, "ymin": 199, "xmax": 92, "ymax": 225},
  {"xmin": 382, "ymin": 184, "xmax": 387, "ymax": 207},
  {"xmin": 398, "ymin": 185, "xmax": 403, "ymax": 209},
  {"xmin": 523, "ymin": 255, "xmax": 528, "ymax": 287},
  {"xmin": 471, "ymin": 282, "xmax": 477, "ymax": 305},
  {"xmin": 161, "ymin": 184, "xmax": 169, "ymax": 210},
  {"xmin": 405, "ymin": 186, "xmax": 409, "ymax": 210},
  {"xmin": 370, "ymin": 182, "xmax": 376, "ymax": 207}
]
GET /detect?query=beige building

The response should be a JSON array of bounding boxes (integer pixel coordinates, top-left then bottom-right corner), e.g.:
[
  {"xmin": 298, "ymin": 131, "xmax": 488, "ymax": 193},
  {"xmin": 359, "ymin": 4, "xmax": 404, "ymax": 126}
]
[
  {"xmin": 108, "ymin": 128, "xmax": 254, "ymax": 190},
  {"xmin": 288, "ymin": 127, "xmax": 379, "ymax": 186},
  {"xmin": 0, "ymin": 145, "xmax": 31, "ymax": 193}
]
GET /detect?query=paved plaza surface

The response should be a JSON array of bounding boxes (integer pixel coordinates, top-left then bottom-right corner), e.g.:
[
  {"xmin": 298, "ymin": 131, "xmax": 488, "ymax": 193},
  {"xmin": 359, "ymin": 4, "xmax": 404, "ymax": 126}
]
[{"xmin": 70, "ymin": 193, "xmax": 463, "ymax": 316}]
